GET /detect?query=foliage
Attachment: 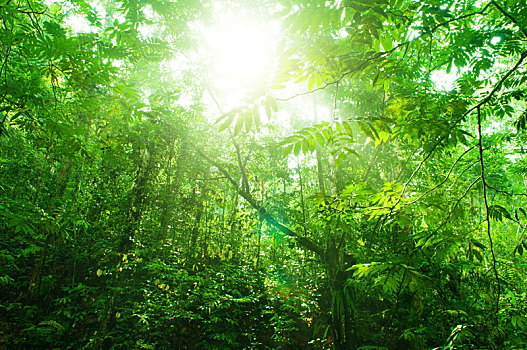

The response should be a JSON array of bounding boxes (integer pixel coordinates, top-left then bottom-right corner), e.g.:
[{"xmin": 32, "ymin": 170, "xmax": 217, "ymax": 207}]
[{"xmin": 1, "ymin": 0, "xmax": 527, "ymax": 349}]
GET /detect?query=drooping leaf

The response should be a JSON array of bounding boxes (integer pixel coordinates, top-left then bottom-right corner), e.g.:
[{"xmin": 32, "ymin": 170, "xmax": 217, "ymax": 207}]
[{"xmin": 234, "ymin": 114, "xmax": 244, "ymax": 135}]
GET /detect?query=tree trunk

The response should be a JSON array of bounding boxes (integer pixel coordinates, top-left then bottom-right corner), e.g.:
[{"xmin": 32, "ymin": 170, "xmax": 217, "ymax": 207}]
[
  {"xmin": 159, "ymin": 140, "xmax": 186, "ymax": 242},
  {"xmin": 190, "ymin": 166, "xmax": 210, "ymax": 256},
  {"xmin": 316, "ymin": 145, "xmax": 326, "ymax": 196}
]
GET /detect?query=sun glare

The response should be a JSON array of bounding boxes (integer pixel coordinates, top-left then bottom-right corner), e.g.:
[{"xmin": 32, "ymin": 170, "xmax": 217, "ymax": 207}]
[
  {"xmin": 207, "ymin": 25, "xmax": 268, "ymax": 83},
  {"xmin": 201, "ymin": 9, "xmax": 279, "ymax": 104}
]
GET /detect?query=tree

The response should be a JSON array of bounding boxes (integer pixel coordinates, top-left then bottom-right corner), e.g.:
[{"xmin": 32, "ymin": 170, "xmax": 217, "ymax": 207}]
[{"xmin": 1, "ymin": 0, "xmax": 527, "ymax": 349}]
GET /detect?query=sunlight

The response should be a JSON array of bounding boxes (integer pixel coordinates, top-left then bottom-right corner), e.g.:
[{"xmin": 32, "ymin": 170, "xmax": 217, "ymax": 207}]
[
  {"xmin": 200, "ymin": 8, "xmax": 279, "ymax": 106},
  {"xmin": 431, "ymin": 69, "xmax": 458, "ymax": 91},
  {"xmin": 205, "ymin": 23, "xmax": 271, "ymax": 85}
]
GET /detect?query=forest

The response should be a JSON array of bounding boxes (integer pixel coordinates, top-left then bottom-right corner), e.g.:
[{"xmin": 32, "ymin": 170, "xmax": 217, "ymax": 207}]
[{"xmin": 1, "ymin": 0, "xmax": 527, "ymax": 348}]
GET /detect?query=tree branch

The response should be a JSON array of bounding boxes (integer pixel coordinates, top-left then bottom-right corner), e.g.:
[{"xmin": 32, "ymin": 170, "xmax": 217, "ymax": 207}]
[
  {"xmin": 234, "ymin": 142, "xmax": 250, "ymax": 194},
  {"xmin": 403, "ymin": 146, "xmax": 477, "ymax": 207},
  {"xmin": 192, "ymin": 144, "xmax": 325, "ymax": 257},
  {"xmin": 477, "ymin": 106, "xmax": 500, "ymax": 321},
  {"xmin": 491, "ymin": 0, "xmax": 527, "ymax": 39},
  {"xmin": 278, "ymin": 3, "xmax": 492, "ymax": 102},
  {"xmin": 419, "ymin": 175, "xmax": 482, "ymax": 247},
  {"xmin": 398, "ymin": 49, "xmax": 527, "ymax": 201}
]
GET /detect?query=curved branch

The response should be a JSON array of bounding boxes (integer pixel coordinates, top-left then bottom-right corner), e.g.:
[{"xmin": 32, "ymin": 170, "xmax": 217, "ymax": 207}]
[
  {"xmin": 192, "ymin": 144, "xmax": 325, "ymax": 257},
  {"xmin": 419, "ymin": 175, "xmax": 482, "ymax": 247},
  {"xmin": 403, "ymin": 146, "xmax": 477, "ymax": 207}
]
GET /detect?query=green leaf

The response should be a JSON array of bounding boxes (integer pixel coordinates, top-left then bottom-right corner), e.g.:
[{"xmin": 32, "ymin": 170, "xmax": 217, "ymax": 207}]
[
  {"xmin": 301, "ymin": 138, "xmax": 310, "ymax": 154},
  {"xmin": 489, "ymin": 205, "xmax": 511, "ymax": 221},
  {"xmin": 10, "ymin": 110, "xmax": 25, "ymax": 121},
  {"xmin": 315, "ymin": 72, "xmax": 322, "ymax": 88},
  {"xmin": 315, "ymin": 132, "xmax": 325, "ymax": 146},
  {"xmin": 253, "ymin": 106, "xmax": 261, "ymax": 127},
  {"xmin": 308, "ymin": 74, "xmax": 315, "ymax": 91},
  {"xmin": 308, "ymin": 135, "xmax": 316, "ymax": 152},
  {"xmin": 265, "ymin": 103, "xmax": 272, "ymax": 120},
  {"xmin": 380, "ymin": 34, "xmax": 393, "ymax": 51},
  {"xmin": 294, "ymin": 142, "xmax": 301, "ymax": 156},
  {"xmin": 234, "ymin": 114, "xmax": 244, "ymax": 135},
  {"xmin": 471, "ymin": 239, "xmax": 486, "ymax": 250},
  {"xmin": 335, "ymin": 151, "xmax": 346, "ymax": 168},
  {"xmin": 358, "ymin": 121, "xmax": 376, "ymax": 139},
  {"xmin": 342, "ymin": 121, "xmax": 353, "ymax": 138},
  {"xmin": 218, "ymin": 113, "xmax": 235, "ymax": 132},
  {"xmin": 283, "ymin": 143, "xmax": 294, "ymax": 156},
  {"xmin": 267, "ymin": 96, "xmax": 278, "ymax": 112},
  {"xmin": 245, "ymin": 110, "xmax": 253, "ymax": 133}
]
